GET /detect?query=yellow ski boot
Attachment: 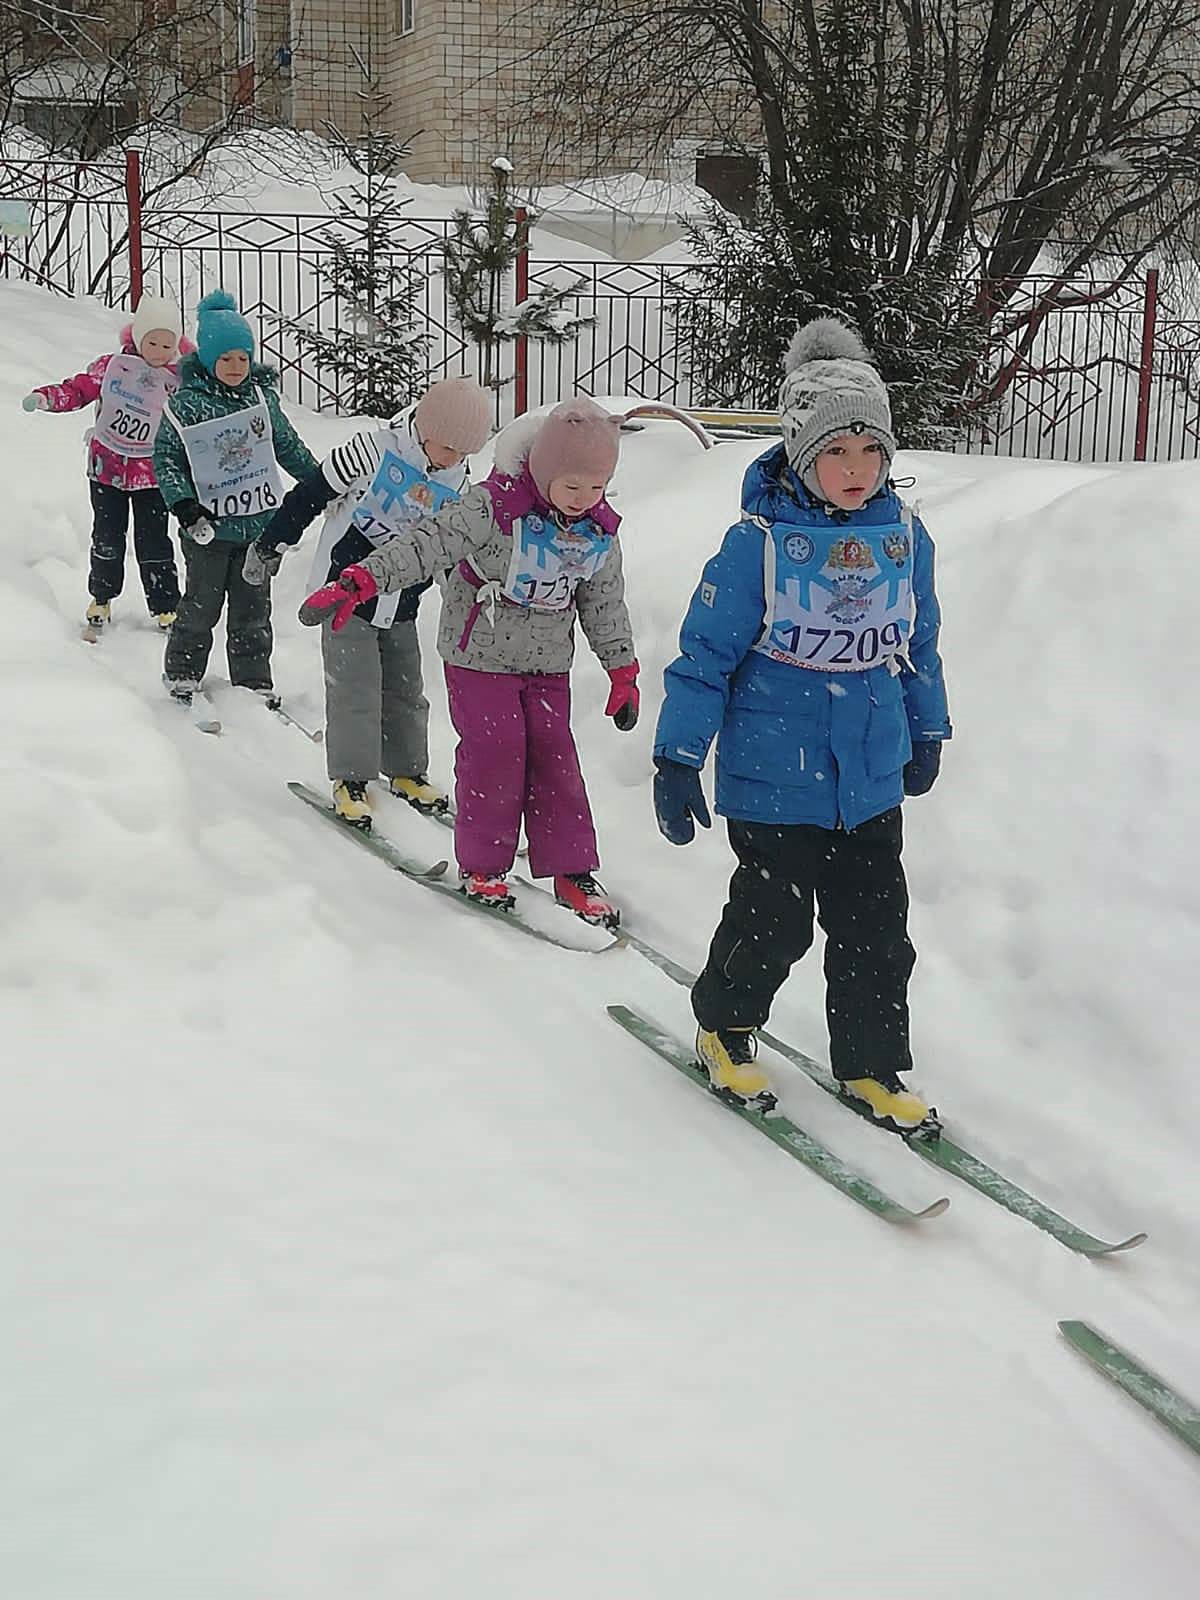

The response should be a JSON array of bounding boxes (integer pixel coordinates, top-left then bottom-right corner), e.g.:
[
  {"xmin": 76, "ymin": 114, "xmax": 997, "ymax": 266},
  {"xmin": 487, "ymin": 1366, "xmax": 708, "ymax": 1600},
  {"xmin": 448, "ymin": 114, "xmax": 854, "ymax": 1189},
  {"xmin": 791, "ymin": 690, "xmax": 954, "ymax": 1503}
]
[
  {"xmin": 332, "ymin": 779, "xmax": 373, "ymax": 831},
  {"xmin": 154, "ymin": 611, "xmax": 177, "ymax": 630},
  {"xmin": 387, "ymin": 774, "xmax": 449, "ymax": 815},
  {"xmin": 841, "ymin": 1071, "xmax": 932, "ymax": 1132},
  {"xmin": 696, "ymin": 1027, "xmax": 777, "ymax": 1113},
  {"xmin": 85, "ymin": 599, "xmax": 111, "ymax": 627}
]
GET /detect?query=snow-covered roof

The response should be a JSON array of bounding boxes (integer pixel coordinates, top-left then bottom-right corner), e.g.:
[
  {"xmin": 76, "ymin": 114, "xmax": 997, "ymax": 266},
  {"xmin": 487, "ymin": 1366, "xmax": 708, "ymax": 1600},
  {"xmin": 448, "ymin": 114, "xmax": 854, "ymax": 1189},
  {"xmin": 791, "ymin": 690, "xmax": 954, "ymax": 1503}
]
[{"xmin": 11, "ymin": 58, "xmax": 131, "ymax": 105}]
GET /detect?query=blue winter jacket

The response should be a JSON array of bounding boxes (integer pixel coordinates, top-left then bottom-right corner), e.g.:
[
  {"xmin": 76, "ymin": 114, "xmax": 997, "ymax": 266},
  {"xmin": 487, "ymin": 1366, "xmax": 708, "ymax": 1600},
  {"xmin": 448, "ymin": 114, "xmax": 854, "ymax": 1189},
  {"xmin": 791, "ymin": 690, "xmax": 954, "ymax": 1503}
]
[{"xmin": 654, "ymin": 446, "xmax": 951, "ymax": 830}]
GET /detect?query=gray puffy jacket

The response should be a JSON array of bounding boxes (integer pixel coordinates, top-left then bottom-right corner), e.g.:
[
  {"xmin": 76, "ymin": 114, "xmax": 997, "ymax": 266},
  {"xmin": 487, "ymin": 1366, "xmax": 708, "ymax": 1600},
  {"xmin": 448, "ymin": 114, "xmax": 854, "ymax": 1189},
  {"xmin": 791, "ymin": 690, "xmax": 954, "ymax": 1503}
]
[{"xmin": 358, "ymin": 429, "xmax": 636, "ymax": 677}]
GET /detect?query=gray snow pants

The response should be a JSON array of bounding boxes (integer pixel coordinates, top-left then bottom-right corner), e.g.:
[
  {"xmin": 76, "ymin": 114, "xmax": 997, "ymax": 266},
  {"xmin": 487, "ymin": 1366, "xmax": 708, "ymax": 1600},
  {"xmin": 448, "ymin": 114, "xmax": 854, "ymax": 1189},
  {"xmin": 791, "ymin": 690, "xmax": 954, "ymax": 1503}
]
[
  {"xmin": 321, "ymin": 613, "xmax": 430, "ymax": 783},
  {"xmin": 164, "ymin": 537, "xmax": 272, "ymax": 691}
]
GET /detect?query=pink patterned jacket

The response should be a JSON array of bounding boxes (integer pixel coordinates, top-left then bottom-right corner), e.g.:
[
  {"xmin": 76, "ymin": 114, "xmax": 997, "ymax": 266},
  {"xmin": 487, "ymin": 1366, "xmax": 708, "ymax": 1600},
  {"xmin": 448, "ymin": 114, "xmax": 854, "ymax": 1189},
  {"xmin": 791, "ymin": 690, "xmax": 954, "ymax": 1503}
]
[{"xmin": 34, "ymin": 326, "xmax": 196, "ymax": 492}]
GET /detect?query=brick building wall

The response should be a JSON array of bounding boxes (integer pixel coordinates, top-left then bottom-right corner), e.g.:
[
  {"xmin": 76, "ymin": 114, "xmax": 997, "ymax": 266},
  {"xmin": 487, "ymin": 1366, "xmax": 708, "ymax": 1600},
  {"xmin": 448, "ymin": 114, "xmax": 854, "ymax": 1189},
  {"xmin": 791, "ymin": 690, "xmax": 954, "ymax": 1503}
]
[
  {"xmin": 285, "ymin": 1, "xmax": 384, "ymax": 139},
  {"xmin": 377, "ymin": 0, "xmax": 750, "ymax": 186},
  {"xmin": 7, "ymin": 0, "xmax": 755, "ymax": 185}
]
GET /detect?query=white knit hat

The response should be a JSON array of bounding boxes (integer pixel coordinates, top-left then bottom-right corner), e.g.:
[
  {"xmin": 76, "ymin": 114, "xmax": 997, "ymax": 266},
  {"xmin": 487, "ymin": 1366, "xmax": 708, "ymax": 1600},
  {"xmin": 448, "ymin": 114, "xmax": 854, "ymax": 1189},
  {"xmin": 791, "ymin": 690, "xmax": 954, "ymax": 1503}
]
[
  {"xmin": 778, "ymin": 318, "xmax": 895, "ymax": 497},
  {"xmin": 131, "ymin": 294, "xmax": 183, "ymax": 347}
]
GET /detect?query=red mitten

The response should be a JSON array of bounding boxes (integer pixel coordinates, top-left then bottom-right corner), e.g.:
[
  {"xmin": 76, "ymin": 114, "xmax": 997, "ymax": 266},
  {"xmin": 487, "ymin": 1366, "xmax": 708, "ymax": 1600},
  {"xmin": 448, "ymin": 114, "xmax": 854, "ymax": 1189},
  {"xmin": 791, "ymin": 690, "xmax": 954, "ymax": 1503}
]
[
  {"xmin": 604, "ymin": 660, "xmax": 640, "ymax": 732},
  {"xmin": 297, "ymin": 564, "xmax": 378, "ymax": 632}
]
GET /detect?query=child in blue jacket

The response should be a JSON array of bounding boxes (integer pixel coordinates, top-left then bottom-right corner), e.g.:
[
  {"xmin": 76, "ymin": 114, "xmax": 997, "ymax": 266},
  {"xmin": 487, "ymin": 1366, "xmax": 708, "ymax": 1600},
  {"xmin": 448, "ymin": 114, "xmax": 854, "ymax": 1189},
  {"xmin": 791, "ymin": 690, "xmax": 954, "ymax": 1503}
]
[{"xmin": 653, "ymin": 318, "xmax": 951, "ymax": 1126}]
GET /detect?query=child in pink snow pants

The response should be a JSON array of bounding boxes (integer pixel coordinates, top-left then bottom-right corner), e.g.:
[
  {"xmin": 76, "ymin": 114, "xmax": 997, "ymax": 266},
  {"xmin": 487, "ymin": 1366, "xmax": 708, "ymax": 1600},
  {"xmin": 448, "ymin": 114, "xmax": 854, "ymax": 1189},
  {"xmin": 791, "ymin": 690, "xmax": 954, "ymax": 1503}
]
[
  {"xmin": 445, "ymin": 668, "xmax": 598, "ymax": 879},
  {"xmin": 299, "ymin": 398, "xmax": 642, "ymax": 927}
]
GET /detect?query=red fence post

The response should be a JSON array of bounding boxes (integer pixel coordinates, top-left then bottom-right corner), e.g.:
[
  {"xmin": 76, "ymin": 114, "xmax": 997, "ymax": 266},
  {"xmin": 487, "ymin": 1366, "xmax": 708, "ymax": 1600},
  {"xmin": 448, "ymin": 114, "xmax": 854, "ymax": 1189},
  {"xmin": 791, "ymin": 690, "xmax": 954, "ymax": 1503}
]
[
  {"xmin": 125, "ymin": 148, "xmax": 144, "ymax": 309},
  {"xmin": 513, "ymin": 205, "xmax": 529, "ymax": 417},
  {"xmin": 1133, "ymin": 267, "xmax": 1158, "ymax": 462}
]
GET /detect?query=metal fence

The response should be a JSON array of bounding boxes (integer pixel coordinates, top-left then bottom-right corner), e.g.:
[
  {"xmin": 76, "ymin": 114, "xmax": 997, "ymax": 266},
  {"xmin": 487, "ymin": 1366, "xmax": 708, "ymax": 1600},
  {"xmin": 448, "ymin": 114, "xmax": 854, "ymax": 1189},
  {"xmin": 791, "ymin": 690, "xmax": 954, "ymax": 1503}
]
[
  {"xmin": 136, "ymin": 208, "xmax": 473, "ymax": 413},
  {"xmin": 4, "ymin": 150, "xmax": 1200, "ymax": 461},
  {"xmin": 965, "ymin": 271, "xmax": 1200, "ymax": 462},
  {"xmin": 0, "ymin": 153, "xmax": 135, "ymax": 301}
]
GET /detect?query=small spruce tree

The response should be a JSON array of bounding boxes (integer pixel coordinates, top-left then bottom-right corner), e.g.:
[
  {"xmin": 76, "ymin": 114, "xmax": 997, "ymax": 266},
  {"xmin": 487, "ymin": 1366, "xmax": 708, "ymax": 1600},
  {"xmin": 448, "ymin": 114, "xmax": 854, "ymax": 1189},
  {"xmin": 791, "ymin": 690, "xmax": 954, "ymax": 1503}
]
[
  {"xmin": 443, "ymin": 157, "xmax": 594, "ymax": 390},
  {"xmin": 281, "ymin": 62, "xmax": 430, "ymax": 418}
]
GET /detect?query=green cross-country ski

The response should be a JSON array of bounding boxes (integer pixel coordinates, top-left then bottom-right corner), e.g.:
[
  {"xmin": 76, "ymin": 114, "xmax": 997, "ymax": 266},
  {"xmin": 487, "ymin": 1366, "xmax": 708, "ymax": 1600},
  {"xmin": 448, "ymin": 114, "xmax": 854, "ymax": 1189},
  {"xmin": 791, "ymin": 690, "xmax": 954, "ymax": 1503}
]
[
  {"xmin": 617, "ymin": 928, "xmax": 1145, "ymax": 1257},
  {"xmin": 607, "ymin": 1004, "xmax": 949, "ymax": 1226},
  {"xmin": 1059, "ymin": 1320, "xmax": 1200, "ymax": 1456},
  {"xmin": 289, "ymin": 782, "xmax": 618, "ymax": 953}
]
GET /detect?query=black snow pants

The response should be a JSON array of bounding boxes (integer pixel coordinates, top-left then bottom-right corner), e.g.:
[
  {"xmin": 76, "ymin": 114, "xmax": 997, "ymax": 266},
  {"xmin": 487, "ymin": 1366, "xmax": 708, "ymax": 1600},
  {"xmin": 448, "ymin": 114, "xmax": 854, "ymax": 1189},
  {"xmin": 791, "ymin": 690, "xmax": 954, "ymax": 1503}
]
[
  {"xmin": 691, "ymin": 807, "xmax": 917, "ymax": 1082},
  {"xmin": 88, "ymin": 481, "xmax": 180, "ymax": 614}
]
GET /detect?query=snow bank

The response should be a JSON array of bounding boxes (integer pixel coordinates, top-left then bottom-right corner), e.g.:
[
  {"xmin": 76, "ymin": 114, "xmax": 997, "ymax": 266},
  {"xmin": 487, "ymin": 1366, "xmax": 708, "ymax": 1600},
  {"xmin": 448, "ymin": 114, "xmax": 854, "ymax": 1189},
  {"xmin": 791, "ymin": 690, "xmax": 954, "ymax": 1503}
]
[{"xmin": 2, "ymin": 283, "xmax": 1198, "ymax": 1598}]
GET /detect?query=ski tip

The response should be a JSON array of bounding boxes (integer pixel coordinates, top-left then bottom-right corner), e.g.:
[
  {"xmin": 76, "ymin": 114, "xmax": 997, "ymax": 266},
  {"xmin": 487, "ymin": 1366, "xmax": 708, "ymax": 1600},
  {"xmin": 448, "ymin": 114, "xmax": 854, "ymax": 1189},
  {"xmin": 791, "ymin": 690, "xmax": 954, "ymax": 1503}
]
[
  {"xmin": 914, "ymin": 1195, "xmax": 951, "ymax": 1220},
  {"xmin": 1090, "ymin": 1231, "xmax": 1149, "ymax": 1257}
]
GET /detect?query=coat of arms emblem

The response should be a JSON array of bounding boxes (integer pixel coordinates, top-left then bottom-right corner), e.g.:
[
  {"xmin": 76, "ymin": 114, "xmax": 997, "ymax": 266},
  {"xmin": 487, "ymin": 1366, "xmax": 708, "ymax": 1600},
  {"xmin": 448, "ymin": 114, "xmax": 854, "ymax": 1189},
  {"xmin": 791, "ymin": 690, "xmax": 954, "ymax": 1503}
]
[
  {"xmin": 882, "ymin": 531, "xmax": 910, "ymax": 567},
  {"xmin": 218, "ymin": 429, "xmax": 253, "ymax": 471},
  {"xmin": 827, "ymin": 537, "xmax": 875, "ymax": 572}
]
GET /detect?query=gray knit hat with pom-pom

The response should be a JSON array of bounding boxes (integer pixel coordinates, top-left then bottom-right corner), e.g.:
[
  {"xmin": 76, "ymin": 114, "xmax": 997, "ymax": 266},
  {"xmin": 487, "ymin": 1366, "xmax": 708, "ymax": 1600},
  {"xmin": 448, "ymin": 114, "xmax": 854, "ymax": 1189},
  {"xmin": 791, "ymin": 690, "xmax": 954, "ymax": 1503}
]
[{"xmin": 778, "ymin": 318, "xmax": 895, "ymax": 496}]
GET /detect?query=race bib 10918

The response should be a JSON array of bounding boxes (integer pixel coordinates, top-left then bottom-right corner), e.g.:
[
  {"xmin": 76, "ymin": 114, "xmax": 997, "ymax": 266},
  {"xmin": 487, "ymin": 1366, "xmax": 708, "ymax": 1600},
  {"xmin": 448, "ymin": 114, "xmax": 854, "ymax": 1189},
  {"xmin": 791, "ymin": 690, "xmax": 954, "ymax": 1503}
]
[{"xmin": 177, "ymin": 395, "xmax": 283, "ymax": 519}]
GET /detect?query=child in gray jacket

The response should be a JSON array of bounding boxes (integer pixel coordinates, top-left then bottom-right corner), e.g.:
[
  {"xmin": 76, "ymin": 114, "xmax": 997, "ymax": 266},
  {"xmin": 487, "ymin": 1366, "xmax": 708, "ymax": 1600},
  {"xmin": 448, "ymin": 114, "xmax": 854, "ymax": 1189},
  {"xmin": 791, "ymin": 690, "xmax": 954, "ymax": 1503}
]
[{"xmin": 298, "ymin": 399, "xmax": 641, "ymax": 927}]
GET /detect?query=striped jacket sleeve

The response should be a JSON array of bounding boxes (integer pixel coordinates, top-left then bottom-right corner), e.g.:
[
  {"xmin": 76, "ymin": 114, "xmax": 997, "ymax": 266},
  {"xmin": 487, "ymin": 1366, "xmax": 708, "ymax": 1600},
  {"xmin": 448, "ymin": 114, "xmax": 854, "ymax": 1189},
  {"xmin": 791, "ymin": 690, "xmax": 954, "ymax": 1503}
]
[
  {"xmin": 261, "ymin": 430, "xmax": 383, "ymax": 550},
  {"xmin": 321, "ymin": 430, "xmax": 383, "ymax": 496}
]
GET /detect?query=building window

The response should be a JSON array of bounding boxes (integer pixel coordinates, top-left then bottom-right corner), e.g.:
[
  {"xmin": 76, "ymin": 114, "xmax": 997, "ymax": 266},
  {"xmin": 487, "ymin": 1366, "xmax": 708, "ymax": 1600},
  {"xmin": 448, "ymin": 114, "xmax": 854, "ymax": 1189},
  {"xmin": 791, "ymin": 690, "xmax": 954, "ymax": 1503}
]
[
  {"xmin": 397, "ymin": 0, "xmax": 415, "ymax": 35},
  {"xmin": 236, "ymin": 0, "xmax": 256, "ymax": 65},
  {"xmin": 22, "ymin": 99, "xmax": 125, "ymax": 158},
  {"xmin": 695, "ymin": 151, "xmax": 761, "ymax": 223},
  {"xmin": 30, "ymin": 0, "xmax": 77, "ymax": 30}
]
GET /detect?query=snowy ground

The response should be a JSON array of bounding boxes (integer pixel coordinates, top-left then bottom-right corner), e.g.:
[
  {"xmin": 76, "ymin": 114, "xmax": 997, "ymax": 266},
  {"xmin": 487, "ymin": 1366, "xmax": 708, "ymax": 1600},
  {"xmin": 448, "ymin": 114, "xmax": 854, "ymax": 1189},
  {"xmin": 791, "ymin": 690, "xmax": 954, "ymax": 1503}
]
[{"xmin": 2, "ymin": 281, "xmax": 1198, "ymax": 1597}]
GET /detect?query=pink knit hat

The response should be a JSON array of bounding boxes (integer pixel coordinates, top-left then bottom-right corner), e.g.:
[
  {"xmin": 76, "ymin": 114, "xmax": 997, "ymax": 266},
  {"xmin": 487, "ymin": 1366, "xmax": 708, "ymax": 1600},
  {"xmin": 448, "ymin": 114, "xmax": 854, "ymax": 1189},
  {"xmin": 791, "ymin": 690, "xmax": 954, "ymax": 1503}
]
[
  {"xmin": 528, "ymin": 398, "xmax": 623, "ymax": 498},
  {"xmin": 412, "ymin": 377, "xmax": 491, "ymax": 455}
]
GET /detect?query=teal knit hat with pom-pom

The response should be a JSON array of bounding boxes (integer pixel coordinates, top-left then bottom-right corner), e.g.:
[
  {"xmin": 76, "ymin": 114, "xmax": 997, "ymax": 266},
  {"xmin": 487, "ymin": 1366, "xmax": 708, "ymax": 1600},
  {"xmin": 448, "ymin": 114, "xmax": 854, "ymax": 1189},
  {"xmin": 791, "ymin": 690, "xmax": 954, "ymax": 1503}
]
[{"xmin": 196, "ymin": 289, "xmax": 255, "ymax": 373}]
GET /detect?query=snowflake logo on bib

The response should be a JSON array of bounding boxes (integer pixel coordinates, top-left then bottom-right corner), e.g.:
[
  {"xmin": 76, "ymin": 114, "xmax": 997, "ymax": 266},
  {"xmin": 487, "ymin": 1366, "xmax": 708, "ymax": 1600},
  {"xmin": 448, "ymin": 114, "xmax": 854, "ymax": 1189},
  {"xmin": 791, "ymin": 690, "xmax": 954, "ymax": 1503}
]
[
  {"xmin": 827, "ymin": 575, "xmax": 872, "ymax": 623},
  {"xmin": 518, "ymin": 513, "xmax": 562, "ymax": 571},
  {"xmin": 137, "ymin": 369, "xmax": 155, "ymax": 391},
  {"xmin": 784, "ymin": 532, "xmax": 814, "ymax": 564}
]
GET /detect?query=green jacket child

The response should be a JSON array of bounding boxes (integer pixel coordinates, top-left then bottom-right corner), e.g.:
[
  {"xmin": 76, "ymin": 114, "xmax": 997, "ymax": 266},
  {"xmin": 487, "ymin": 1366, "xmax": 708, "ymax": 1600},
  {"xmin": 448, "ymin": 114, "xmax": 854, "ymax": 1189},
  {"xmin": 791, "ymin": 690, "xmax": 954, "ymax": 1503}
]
[{"xmin": 157, "ymin": 289, "xmax": 318, "ymax": 703}]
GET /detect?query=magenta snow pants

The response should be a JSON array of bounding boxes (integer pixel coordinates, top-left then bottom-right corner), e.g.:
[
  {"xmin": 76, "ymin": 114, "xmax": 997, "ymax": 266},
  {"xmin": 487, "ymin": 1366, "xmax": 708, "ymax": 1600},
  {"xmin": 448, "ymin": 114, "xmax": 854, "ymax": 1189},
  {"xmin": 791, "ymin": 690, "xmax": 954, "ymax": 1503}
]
[{"xmin": 444, "ymin": 664, "xmax": 599, "ymax": 879}]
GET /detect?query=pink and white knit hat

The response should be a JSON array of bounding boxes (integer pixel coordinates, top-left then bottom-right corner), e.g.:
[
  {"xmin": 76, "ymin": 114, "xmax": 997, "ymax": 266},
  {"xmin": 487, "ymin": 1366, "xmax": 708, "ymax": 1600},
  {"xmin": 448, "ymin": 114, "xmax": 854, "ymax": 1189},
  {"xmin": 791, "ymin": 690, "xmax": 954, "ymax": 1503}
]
[
  {"xmin": 412, "ymin": 377, "xmax": 492, "ymax": 455},
  {"xmin": 527, "ymin": 398, "xmax": 624, "ymax": 497}
]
